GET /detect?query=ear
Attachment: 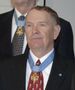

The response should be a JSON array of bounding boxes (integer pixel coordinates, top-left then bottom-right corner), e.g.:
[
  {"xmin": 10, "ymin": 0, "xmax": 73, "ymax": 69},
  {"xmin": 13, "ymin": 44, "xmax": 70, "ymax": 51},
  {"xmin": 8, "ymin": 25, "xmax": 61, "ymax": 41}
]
[{"xmin": 54, "ymin": 24, "xmax": 61, "ymax": 40}]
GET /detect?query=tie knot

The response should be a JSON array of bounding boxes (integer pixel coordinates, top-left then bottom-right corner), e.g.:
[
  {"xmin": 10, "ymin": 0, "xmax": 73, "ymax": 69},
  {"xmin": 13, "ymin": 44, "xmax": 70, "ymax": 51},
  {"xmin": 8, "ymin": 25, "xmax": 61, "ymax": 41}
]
[
  {"xmin": 18, "ymin": 15, "xmax": 25, "ymax": 21},
  {"xmin": 36, "ymin": 60, "xmax": 41, "ymax": 66}
]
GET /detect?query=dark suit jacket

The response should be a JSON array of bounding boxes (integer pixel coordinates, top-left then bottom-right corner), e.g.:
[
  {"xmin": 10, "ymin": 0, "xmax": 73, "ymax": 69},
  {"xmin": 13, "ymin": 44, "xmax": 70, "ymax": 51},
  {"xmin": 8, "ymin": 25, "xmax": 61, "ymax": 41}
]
[
  {"xmin": 71, "ymin": 72, "xmax": 75, "ymax": 90},
  {"xmin": 0, "ymin": 9, "xmax": 74, "ymax": 59},
  {"xmin": 54, "ymin": 18, "xmax": 74, "ymax": 59},
  {"xmin": 0, "ymin": 9, "xmax": 29, "ymax": 57},
  {"xmin": 71, "ymin": 62, "xmax": 75, "ymax": 90},
  {"xmin": 0, "ymin": 50, "xmax": 74, "ymax": 90}
]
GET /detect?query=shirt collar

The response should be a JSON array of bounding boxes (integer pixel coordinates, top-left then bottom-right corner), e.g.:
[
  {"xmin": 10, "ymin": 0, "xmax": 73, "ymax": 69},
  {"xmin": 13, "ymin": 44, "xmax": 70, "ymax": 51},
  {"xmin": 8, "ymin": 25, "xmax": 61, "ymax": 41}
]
[{"xmin": 30, "ymin": 48, "xmax": 54, "ymax": 64}]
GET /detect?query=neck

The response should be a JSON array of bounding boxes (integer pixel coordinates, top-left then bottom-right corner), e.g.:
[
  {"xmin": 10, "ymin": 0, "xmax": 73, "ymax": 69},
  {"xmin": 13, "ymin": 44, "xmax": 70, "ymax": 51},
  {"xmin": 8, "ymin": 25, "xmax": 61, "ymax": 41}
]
[
  {"xmin": 31, "ymin": 48, "xmax": 53, "ymax": 58},
  {"xmin": 15, "ymin": 6, "xmax": 33, "ymax": 14}
]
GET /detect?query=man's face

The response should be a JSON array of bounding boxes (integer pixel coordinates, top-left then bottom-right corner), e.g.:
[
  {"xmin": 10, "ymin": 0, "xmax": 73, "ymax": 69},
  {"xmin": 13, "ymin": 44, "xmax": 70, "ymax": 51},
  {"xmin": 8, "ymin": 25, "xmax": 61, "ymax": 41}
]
[{"xmin": 25, "ymin": 9, "xmax": 60, "ymax": 52}]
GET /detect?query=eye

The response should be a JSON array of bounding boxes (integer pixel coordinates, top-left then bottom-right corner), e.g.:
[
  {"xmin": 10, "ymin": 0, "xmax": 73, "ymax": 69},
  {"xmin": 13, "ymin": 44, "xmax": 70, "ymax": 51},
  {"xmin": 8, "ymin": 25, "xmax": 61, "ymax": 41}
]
[
  {"xmin": 39, "ymin": 23, "xmax": 47, "ymax": 27},
  {"xmin": 26, "ymin": 23, "xmax": 32, "ymax": 28},
  {"xmin": 26, "ymin": 24, "xmax": 31, "ymax": 27},
  {"xmin": 41, "ymin": 23, "xmax": 45, "ymax": 25}
]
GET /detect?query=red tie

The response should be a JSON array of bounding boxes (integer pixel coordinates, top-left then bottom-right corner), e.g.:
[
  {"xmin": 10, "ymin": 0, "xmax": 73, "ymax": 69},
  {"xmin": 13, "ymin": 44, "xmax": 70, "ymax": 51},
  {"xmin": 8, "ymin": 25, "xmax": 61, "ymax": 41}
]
[{"xmin": 27, "ymin": 60, "xmax": 44, "ymax": 90}]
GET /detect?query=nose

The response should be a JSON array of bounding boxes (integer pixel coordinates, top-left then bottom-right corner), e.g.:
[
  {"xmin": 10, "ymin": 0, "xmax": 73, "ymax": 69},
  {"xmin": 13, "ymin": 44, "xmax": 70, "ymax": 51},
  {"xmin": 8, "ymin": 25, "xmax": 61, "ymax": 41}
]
[{"xmin": 32, "ymin": 25, "xmax": 39, "ymax": 34}]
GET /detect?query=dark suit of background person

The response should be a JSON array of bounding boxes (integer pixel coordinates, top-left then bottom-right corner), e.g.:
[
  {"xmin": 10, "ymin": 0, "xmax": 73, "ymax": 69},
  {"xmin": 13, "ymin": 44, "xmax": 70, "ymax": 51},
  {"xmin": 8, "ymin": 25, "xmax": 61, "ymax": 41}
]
[
  {"xmin": 0, "ymin": 9, "xmax": 74, "ymax": 59},
  {"xmin": 0, "ymin": 6, "xmax": 74, "ymax": 90},
  {"xmin": 55, "ymin": 18, "xmax": 74, "ymax": 59},
  {"xmin": 0, "ymin": 0, "xmax": 38, "ymax": 58}
]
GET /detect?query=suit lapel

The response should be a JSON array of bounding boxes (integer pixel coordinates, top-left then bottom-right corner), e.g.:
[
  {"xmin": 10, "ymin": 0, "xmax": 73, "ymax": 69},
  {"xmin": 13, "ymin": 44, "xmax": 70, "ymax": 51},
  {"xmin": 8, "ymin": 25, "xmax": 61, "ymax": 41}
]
[
  {"xmin": 45, "ymin": 54, "xmax": 66, "ymax": 90},
  {"xmin": 14, "ymin": 47, "xmax": 29, "ymax": 90},
  {"xmin": 9, "ymin": 53, "xmax": 28, "ymax": 90},
  {"xmin": 15, "ymin": 55, "xmax": 27, "ymax": 90},
  {"xmin": 15, "ymin": 48, "xmax": 29, "ymax": 90},
  {"xmin": 0, "ymin": 10, "xmax": 14, "ymax": 56},
  {"xmin": 5, "ymin": 10, "xmax": 14, "ymax": 56}
]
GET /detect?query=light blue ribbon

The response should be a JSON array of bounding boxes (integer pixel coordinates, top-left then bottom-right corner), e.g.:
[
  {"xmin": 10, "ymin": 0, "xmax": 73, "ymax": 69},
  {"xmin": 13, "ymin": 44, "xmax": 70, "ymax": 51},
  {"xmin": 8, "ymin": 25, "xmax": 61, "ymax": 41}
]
[
  {"xmin": 28, "ymin": 50, "xmax": 55, "ymax": 72},
  {"xmin": 14, "ymin": 11, "xmax": 25, "ymax": 27}
]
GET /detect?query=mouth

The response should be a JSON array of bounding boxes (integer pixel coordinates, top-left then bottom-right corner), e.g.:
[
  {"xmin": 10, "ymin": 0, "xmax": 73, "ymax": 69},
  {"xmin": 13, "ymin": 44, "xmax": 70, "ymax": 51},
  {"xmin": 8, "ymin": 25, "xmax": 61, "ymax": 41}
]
[
  {"xmin": 31, "ymin": 34, "xmax": 42, "ymax": 39},
  {"xmin": 31, "ymin": 37, "xmax": 42, "ymax": 41}
]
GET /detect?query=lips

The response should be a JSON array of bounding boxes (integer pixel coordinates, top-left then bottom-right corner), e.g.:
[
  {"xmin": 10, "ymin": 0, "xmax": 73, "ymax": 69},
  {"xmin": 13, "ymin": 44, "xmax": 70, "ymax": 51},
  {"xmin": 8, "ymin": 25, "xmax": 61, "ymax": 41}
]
[{"xmin": 31, "ymin": 34, "xmax": 42, "ymax": 39}]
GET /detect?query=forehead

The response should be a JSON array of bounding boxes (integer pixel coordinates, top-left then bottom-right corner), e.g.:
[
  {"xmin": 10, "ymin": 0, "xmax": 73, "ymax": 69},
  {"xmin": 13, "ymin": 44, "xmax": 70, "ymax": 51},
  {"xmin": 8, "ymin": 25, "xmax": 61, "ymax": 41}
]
[{"xmin": 26, "ymin": 9, "xmax": 51, "ymax": 21}]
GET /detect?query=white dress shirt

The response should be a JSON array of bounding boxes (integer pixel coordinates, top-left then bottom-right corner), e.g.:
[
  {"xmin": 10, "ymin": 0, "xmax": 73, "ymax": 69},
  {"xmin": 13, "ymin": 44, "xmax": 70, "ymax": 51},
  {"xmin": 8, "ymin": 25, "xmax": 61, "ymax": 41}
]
[
  {"xmin": 26, "ymin": 49, "xmax": 54, "ymax": 90},
  {"xmin": 11, "ymin": 8, "xmax": 27, "ymax": 54}
]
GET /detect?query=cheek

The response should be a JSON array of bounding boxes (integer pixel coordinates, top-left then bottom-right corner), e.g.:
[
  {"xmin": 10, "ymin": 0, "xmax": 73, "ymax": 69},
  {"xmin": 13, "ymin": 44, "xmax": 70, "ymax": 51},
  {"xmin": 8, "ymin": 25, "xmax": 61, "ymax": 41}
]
[
  {"xmin": 44, "ymin": 31, "xmax": 54, "ymax": 43},
  {"xmin": 41, "ymin": 33, "xmax": 48, "ymax": 46},
  {"xmin": 26, "ymin": 30, "xmax": 31, "ymax": 40},
  {"xmin": 48, "ymin": 29, "xmax": 54, "ymax": 38}
]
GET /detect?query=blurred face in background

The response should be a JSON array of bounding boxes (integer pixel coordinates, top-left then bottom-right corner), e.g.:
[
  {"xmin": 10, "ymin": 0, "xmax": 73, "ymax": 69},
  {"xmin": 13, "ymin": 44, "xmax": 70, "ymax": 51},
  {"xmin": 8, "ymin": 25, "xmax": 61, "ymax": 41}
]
[
  {"xmin": 11, "ymin": 0, "xmax": 38, "ymax": 7},
  {"xmin": 11, "ymin": 0, "xmax": 38, "ymax": 14}
]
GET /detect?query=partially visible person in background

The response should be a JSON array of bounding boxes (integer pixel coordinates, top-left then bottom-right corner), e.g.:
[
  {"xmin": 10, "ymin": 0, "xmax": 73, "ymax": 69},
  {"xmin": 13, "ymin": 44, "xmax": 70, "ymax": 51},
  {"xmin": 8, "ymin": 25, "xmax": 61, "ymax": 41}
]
[
  {"xmin": 0, "ymin": 6, "xmax": 74, "ymax": 90},
  {"xmin": 54, "ymin": 17, "xmax": 74, "ymax": 60},
  {"xmin": 0, "ymin": 0, "xmax": 38, "ymax": 57}
]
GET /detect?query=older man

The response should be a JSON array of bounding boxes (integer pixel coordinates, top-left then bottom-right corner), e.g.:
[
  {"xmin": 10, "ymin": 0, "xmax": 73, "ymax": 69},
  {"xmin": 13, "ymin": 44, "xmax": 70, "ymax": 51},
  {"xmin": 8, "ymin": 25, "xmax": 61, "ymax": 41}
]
[
  {"xmin": 0, "ymin": 0, "xmax": 74, "ymax": 60},
  {"xmin": 0, "ymin": 6, "xmax": 74, "ymax": 90}
]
